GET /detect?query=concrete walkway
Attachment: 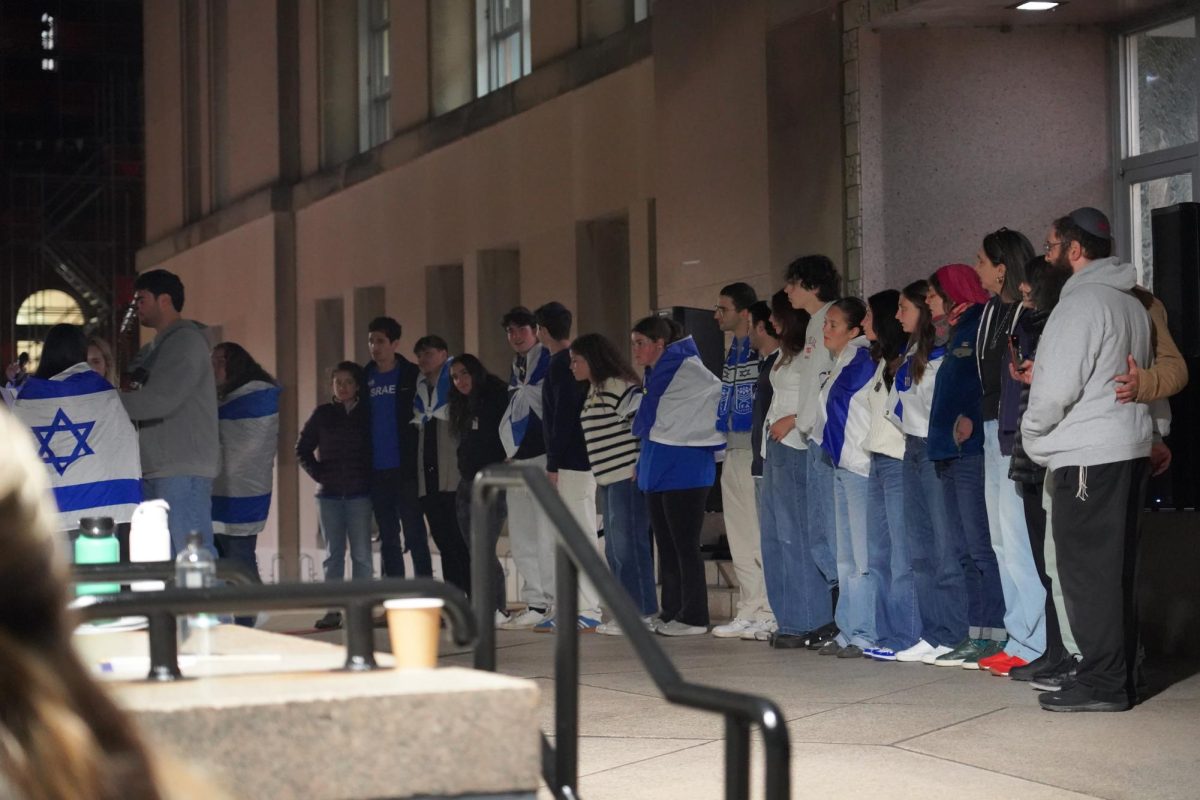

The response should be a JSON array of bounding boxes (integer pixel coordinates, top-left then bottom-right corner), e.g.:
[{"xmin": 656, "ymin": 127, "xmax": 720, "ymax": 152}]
[{"xmin": 435, "ymin": 630, "xmax": 1199, "ymax": 800}]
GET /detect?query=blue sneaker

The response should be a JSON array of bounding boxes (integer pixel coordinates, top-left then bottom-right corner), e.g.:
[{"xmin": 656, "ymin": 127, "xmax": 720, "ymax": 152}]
[
  {"xmin": 534, "ymin": 615, "xmax": 602, "ymax": 633},
  {"xmin": 868, "ymin": 647, "xmax": 897, "ymax": 661}
]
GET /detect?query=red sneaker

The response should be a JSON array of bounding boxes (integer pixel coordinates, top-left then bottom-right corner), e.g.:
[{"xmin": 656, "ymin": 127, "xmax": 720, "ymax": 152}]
[
  {"xmin": 987, "ymin": 655, "xmax": 1028, "ymax": 677},
  {"xmin": 977, "ymin": 651, "xmax": 1012, "ymax": 670}
]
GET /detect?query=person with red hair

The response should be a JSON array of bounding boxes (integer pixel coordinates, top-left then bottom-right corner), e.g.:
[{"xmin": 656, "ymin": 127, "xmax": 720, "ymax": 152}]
[{"xmin": 922, "ymin": 263, "xmax": 1008, "ymax": 670}]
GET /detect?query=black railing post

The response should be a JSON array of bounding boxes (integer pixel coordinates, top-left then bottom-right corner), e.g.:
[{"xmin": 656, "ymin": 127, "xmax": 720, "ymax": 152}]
[
  {"xmin": 343, "ymin": 599, "xmax": 377, "ymax": 671},
  {"xmin": 554, "ymin": 542, "xmax": 579, "ymax": 794},
  {"xmin": 762, "ymin": 706, "xmax": 791, "ymax": 800},
  {"xmin": 725, "ymin": 717, "xmax": 751, "ymax": 800},
  {"xmin": 146, "ymin": 611, "xmax": 182, "ymax": 681},
  {"xmin": 472, "ymin": 481, "xmax": 498, "ymax": 672}
]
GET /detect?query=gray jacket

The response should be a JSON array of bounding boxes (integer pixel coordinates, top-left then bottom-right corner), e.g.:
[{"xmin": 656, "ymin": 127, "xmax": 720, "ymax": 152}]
[
  {"xmin": 1022, "ymin": 257, "xmax": 1152, "ymax": 471},
  {"xmin": 121, "ymin": 319, "xmax": 219, "ymax": 479}
]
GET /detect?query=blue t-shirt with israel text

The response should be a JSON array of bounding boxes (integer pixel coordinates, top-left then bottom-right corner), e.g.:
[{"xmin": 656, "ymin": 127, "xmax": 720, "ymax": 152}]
[{"xmin": 369, "ymin": 364, "xmax": 401, "ymax": 470}]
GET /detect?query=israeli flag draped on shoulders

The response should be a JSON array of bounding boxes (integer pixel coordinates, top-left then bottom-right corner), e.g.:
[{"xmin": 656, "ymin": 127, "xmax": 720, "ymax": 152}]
[
  {"xmin": 213, "ymin": 379, "xmax": 281, "ymax": 536},
  {"xmin": 500, "ymin": 343, "xmax": 551, "ymax": 458},
  {"xmin": 13, "ymin": 363, "xmax": 142, "ymax": 531},
  {"xmin": 412, "ymin": 357, "xmax": 453, "ymax": 426},
  {"xmin": 632, "ymin": 336, "xmax": 726, "ymax": 448},
  {"xmin": 816, "ymin": 337, "xmax": 877, "ymax": 477}
]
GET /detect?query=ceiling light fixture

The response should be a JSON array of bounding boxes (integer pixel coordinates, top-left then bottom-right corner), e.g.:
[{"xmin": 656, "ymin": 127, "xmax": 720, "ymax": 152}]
[{"xmin": 1013, "ymin": 2, "xmax": 1062, "ymax": 10}]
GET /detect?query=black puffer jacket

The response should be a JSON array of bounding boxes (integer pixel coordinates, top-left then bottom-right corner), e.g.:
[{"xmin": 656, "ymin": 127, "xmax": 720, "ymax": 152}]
[
  {"xmin": 456, "ymin": 376, "xmax": 510, "ymax": 480},
  {"xmin": 1008, "ymin": 309, "xmax": 1049, "ymax": 485},
  {"xmin": 296, "ymin": 400, "xmax": 372, "ymax": 497}
]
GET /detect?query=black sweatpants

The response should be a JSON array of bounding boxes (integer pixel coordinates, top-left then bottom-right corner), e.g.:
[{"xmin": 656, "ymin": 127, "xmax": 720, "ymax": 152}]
[
  {"xmin": 1019, "ymin": 480, "xmax": 1063, "ymax": 661},
  {"xmin": 646, "ymin": 487, "xmax": 710, "ymax": 627},
  {"xmin": 1050, "ymin": 459, "xmax": 1148, "ymax": 701},
  {"xmin": 420, "ymin": 491, "xmax": 472, "ymax": 595}
]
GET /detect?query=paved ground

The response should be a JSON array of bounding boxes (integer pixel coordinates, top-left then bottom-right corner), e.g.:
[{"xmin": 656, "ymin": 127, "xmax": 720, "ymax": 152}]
[{"xmin": 275, "ymin": 611, "xmax": 1199, "ymax": 800}]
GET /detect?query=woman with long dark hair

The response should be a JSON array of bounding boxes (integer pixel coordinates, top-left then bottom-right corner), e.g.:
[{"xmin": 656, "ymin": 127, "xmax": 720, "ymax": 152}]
[
  {"xmin": 631, "ymin": 315, "xmax": 722, "ymax": 636},
  {"xmin": 972, "ymin": 227, "xmax": 1045, "ymax": 675},
  {"xmin": 449, "ymin": 353, "xmax": 511, "ymax": 622},
  {"xmin": 569, "ymin": 333, "xmax": 657, "ymax": 634},
  {"xmin": 860, "ymin": 289, "xmax": 918, "ymax": 661},
  {"xmin": 210, "ymin": 342, "xmax": 280, "ymax": 591},
  {"xmin": 297, "ymin": 361, "xmax": 373, "ymax": 630},
  {"xmin": 924, "ymin": 264, "xmax": 1004, "ymax": 669},
  {"xmin": 889, "ymin": 280, "xmax": 961, "ymax": 663},
  {"xmin": 810, "ymin": 297, "xmax": 879, "ymax": 658}
]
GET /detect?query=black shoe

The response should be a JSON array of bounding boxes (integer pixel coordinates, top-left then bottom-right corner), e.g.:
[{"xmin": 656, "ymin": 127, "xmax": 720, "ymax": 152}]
[
  {"xmin": 314, "ymin": 611, "xmax": 342, "ymax": 630},
  {"xmin": 805, "ymin": 623, "xmax": 839, "ymax": 650},
  {"xmin": 1009, "ymin": 651, "xmax": 1057, "ymax": 682},
  {"xmin": 1039, "ymin": 682, "xmax": 1131, "ymax": 713},
  {"xmin": 769, "ymin": 632, "xmax": 811, "ymax": 649},
  {"xmin": 1030, "ymin": 656, "xmax": 1079, "ymax": 692}
]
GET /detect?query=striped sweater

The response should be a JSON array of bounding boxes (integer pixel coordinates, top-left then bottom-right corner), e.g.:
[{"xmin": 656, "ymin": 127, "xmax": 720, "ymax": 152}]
[{"xmin": 580, "ymin": 378, "xmax": 642, "ymax": 486}]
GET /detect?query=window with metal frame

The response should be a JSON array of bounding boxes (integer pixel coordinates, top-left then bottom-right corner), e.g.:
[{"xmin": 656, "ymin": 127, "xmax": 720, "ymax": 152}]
[
  {"xmin": 476, "ymin": 0, "xmax": 531, "ymax": 96},
  {"xmin": 359, "ymin": 0, "xmax": 391, "ymax": 152}
]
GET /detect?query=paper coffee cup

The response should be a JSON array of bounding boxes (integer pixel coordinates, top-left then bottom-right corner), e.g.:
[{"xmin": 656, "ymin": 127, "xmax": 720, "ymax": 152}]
[{"xmin": 383, "ymin": 598, "xmax": 444, "ymax": 670}]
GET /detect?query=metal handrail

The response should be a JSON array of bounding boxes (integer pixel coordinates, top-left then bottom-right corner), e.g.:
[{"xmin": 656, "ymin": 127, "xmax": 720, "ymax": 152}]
[
  {"xmin": 471, "ymin": 465, "xmax": 791, "ymax": 800},
  {"xmin": 71, "ymin": 578, "xmax": 476, "ymax": 681}
]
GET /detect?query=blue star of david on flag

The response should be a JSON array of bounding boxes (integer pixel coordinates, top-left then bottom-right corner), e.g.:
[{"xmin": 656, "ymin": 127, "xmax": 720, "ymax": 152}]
[{"xmin": 31, "ymin": 408, "xmax": 96, "ymax": 476}]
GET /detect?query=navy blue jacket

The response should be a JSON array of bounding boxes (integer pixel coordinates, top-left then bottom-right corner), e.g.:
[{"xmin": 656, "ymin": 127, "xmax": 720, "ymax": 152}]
[
  {"xmin": 541, "ymin": 349, "xmax": 591, "ymax": 472},
  {"xmin": 928, "ymin": 303, "xmax": 985, "ymax": 461}
]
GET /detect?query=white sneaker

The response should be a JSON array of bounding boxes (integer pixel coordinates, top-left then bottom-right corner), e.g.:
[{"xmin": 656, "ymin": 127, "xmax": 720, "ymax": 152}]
[
  {"xmin": 494, "ymin": 610, "xmax": 511, "ymax": 627},
  {"xmin": 740, "ymin": 619, "xmax": 777, "ymax": 641},
  {"xmin": 711, "ymin": 618, "xmax": 755, "ymax": 638},
  {"xmin": 921, "ymin": 645, "xmax": 954, "ymax": 665},
  {"xmin": 596, "ymin": 621, "xmax": 623, "ymax": 636},
  {"xmin": 895, "ymin": 639, "xmax": 936, "ymax": 662},
  {"xmin": 657, "ymin": 620, "xmax": 708, "ymax": 637},
  {"xmin": 499, "ymin": 607, "xmax": 550, "ymax": 630}
]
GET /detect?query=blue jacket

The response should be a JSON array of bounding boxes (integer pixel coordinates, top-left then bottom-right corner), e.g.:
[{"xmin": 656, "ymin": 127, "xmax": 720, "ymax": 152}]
[{"xmin": 928, "ymin": 303, "xmax": 985, "ymax": 461}]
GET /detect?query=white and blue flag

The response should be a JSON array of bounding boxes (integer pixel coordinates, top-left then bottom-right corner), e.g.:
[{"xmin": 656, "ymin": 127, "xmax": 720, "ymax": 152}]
[
  {"xmin": 632, "ymin": 336, "xmax": 726, "ymax": 448},
  {"xmin": 412, "ymin": 357, "xmax": 453, "ymax": 426},
  {"xmin": 500, "ymin": 343, "xmax": 551, "ymax": 458},
  {"xmin": 212, "ymin": 380, "xmax": 280, "ymax": 536},
  {"xmin": 13, "ymin": 363, "xmax": 142, "ymax": 531}
]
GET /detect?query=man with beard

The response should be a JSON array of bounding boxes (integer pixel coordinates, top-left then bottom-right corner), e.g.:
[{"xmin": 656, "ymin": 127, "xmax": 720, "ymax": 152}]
[{"xmin": 1022, "ymin": 207, "xmax": 1152, "ymax": 712}]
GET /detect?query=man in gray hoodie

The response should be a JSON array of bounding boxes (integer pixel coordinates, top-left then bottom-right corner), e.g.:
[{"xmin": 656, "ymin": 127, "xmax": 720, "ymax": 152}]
[
  {"xmin": 1022, "ymin": 208, "xmax": 1151, "ymax": 712},
  {"xmin": 121, "ymin": 269, "xmax": 219, "ymax": 557}
]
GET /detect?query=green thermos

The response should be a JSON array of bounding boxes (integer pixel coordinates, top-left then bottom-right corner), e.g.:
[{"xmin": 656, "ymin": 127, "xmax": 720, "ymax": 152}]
[{"xmin": 74, "ymin": 516, "xmax": 120, "ymax": 596}]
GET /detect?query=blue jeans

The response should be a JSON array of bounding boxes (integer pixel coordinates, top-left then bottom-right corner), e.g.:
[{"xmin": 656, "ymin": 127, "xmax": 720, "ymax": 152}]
[
  {"xmin": 867, "ymin": 453, "xmax": 919, "ymax": 652},
  {"xmin": 143, "ymin": 476, "xmax": 216, "ymax": 559},
  {"xmin": 937, "ymin": 453, "xmax": 1005, "ymax": 635},
  {"xmin": 599, "ymin": 478, "xmax": 658, "ymax": 616},
  {"xmin": 983, "ymin": 420, "xmax": 1045, "ymax": 660},
  {"xmin": 903, "ymin": 437, "xmax": 966, "ymax": 647},
  {"xmin": 319, "ymin": 496, "xmax": 375, "ymax": 581},
  {"xmin": 833, "ymin": 467, "xmax": 876, "ymax": 648},
  {"xmin": 806, "ymin": 443, "xmax": 839, "ymax": 589},
  {"xmin": 760, "ymin": 441, "xmax": 831, "ymax": 635}
]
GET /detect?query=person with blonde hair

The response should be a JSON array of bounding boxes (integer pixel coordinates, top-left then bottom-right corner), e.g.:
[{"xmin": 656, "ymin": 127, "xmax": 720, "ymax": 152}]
[
  {"xmin": 0, "ymin": 409, "xmax": 163, "ymax": 800},
  {"xmin": 87, "ymin": 335, "xmax": 119, "ymax": 387}
]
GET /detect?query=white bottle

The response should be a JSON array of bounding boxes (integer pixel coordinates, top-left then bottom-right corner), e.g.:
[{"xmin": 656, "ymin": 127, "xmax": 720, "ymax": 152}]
[
  {"xmin": 176, "ymin": 531, "xmax": 217, "ymax": 655},
  {"xmin": 129, "ymin": 499, "xmax": 172, "ymax": 590}
]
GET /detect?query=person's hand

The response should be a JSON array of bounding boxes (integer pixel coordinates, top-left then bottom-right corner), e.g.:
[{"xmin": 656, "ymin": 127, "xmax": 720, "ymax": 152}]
[
  {"xmin": 769, "ymin": 415, "xmax": 796, "ymax": 442},
  {"xmin": 1114, "ymin": 355, "xmax": 1140, "ymax": 404},
  {"xmin": 1150, "ymin": 441, "xmax": 1172, "ymax": 476},
  {"xmin": 953, "ymin": 415, "xmax": 973, "ymax": 445},
  {"xmin": 4, "ymin": 361, "xmax": 20, "ymax": 382},
  {"xmin": 1010, "ymin": 358, "xmax": 1035, "ymax": 386},
  {"xmin": 546, "ymin": 471, "xmax": 559, "ymax": 488}
]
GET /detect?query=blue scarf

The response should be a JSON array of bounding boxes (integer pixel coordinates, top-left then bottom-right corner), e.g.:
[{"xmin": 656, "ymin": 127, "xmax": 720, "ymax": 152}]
[{"xmin": 716, "ymin": 336, "xmax": 758, "ymax": 434}]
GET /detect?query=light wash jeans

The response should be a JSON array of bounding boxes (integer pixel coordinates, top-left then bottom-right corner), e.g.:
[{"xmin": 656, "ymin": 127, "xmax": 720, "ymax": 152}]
[
  {"xmin": 833, "ymin": 467, "xmax": 876, "ymax": 648},
  {"xmin": 867, "ymin": 453, "xmax": 919, "ymax": 651},
  {"xmin": 143, "ymin": 475, "xmax": 216, "ymax": 559},
  {"xmin": 983, "ymin": 420, "xmax": 1046, "ymax": 660},
  {"xmin": 760, "ymin": 441, "xmax": 831, "ymax": 635},
  {"xmin": 599, "ymin": 478, "xmax": 658, "ymax": 616},
  {"xmin": 806, "ymin": 443, "xmax": 839, "ymax": 594},
  {"xmin": 319, "ymin": 495, "xmax": 374, "ymax": 581}
]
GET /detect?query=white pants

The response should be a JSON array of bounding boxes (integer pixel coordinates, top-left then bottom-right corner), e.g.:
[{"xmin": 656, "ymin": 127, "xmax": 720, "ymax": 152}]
[
  {"xmin": 507, "ymin": 455, "xmax": 558, "ymax": 610},
  {"xmin": 555, "ymin": 468, "xmax": 603, "ymax": 620},
  {"xmin": 720, "ymin": 448, "xmax": 773, "ymax": 622}
]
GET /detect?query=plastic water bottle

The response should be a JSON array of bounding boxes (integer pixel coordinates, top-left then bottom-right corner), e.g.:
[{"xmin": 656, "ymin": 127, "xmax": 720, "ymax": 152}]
[
  {"xmin": 74, "ymin": 517, "xmax": 120, "ymax": 596},
  {"xmin": 175, "ymin": 531, "xmax": 217, "ymax": 654},
  {"xmin": 129, "ymin": 499, "xmax": 171, "ymax": 590}
]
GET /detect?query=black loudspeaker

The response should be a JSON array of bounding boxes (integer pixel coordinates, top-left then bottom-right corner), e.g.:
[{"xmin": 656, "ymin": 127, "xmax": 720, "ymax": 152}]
[
  {"xmin": 656, "ymin": 306, "xmax": 724, "ymax": 377},
  {"xmin": 1149, "ymin": 202, "xmax": 1200, "ymax": 510}
]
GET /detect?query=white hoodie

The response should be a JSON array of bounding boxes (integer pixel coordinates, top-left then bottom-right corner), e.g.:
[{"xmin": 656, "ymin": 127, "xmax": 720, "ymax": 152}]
[{"xmin": 1022, "ymin": 257, "xmax": 1152, "ymax": 471}]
